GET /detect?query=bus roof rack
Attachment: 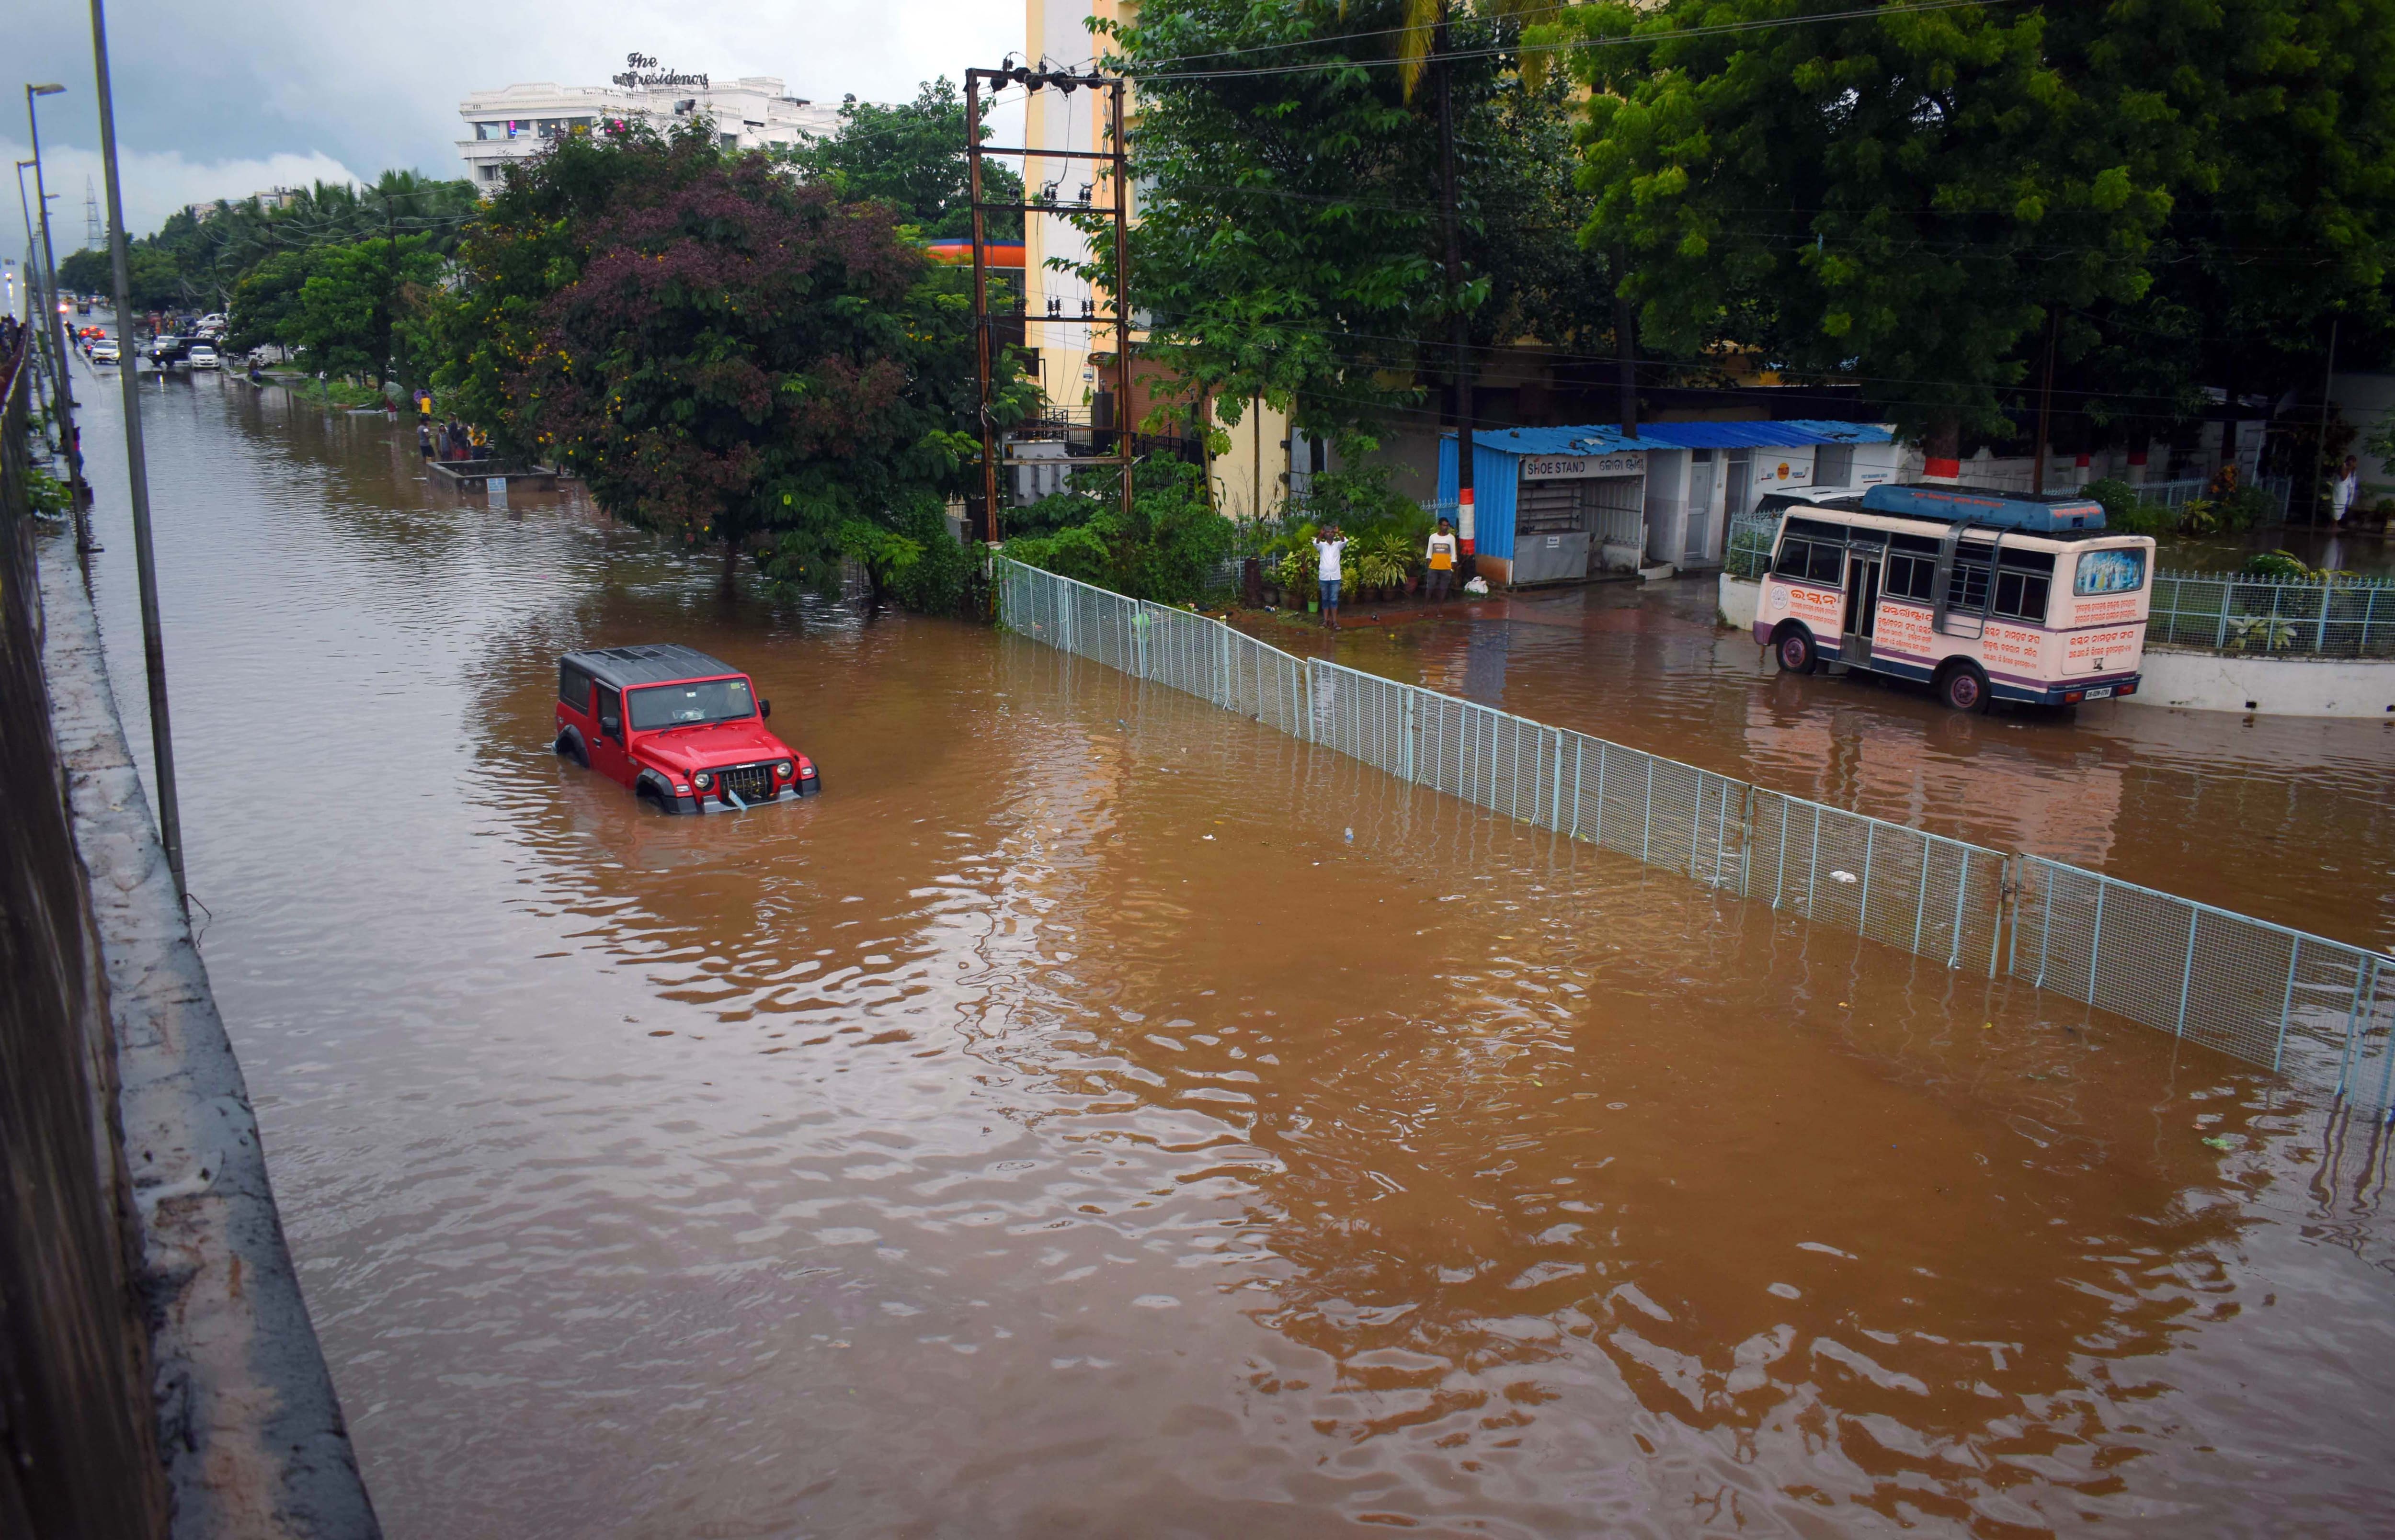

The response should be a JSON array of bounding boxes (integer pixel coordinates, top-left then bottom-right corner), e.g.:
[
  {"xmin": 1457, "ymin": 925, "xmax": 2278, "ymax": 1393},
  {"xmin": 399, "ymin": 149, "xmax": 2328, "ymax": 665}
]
[{"xmin": 1860, "ymin": 483, "xmax": 2106, "ymax": 532}]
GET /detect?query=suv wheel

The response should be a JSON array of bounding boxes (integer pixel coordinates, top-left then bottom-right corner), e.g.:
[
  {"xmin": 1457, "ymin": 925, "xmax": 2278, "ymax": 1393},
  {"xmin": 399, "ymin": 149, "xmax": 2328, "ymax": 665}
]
[{"xmin": 555, "ymin": 731, "xmax": 586, "ymax": 766}]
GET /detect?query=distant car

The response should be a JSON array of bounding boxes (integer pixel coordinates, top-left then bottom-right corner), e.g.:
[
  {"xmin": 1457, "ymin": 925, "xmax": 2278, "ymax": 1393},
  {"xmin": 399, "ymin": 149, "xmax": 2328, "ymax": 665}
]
[
  {"xmin": 554, "ymin": 644, "xmax": 819, "ymax": 813},
  {"xmin": 91, "ymin": 340, "xmax": 120, "ymax": 365},
  {"xmin": 187, "ymin": 343, "xmax": 220, "ymax": 369}
]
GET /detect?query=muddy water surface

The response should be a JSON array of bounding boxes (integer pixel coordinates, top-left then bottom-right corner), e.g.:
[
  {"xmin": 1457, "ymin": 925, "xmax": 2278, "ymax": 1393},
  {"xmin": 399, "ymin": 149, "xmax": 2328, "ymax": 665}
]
[{"xmin": 64, "ymin": 368, "xmax": 2395, "ymax": 1537}]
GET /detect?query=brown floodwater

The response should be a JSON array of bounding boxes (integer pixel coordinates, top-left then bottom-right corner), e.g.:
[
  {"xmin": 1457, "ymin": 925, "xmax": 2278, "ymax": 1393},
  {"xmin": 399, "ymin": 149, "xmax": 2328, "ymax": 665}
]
[{"xmin": 63, "ymin": 365, "xmax": 2395, "ymax": 1538}]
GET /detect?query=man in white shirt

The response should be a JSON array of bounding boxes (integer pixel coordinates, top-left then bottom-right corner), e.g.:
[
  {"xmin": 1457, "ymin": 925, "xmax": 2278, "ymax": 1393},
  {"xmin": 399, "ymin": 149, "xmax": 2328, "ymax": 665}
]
[
  {"xmin": 1314, "ymin": 524, "xmax": 1347, "ymax": 628},
  {"xmin": 2332, "ymin": 455, "xmax": 2360, "ymax": 524},
  {"xmin": 1424, "ymin": 518, "xmax": 1458, "ymax": 603}
]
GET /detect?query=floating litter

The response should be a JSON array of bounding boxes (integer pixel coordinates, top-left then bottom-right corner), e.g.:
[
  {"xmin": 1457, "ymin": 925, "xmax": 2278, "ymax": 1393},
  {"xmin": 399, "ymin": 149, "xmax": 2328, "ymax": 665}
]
[{"xmin": 1829, "ymin": 870, "xmax": 1858, "ymax": 884}]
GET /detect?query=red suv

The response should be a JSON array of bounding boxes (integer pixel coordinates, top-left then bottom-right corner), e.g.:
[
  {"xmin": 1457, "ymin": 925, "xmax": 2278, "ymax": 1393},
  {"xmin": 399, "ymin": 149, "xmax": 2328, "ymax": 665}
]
[{"xmin": 554, "ymin": 644, "xmax": 819, "ymax": 812}]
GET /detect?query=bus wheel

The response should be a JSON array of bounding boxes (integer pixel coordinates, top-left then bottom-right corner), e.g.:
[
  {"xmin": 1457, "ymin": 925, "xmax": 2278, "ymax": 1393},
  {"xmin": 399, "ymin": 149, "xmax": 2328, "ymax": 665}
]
[
  {"xmin": 1937, "ymin": 663, "xmax": 1990, "ymax": 713},
  {"xmin": 1774, "ymin": 626, "xmax": 1818, "ymax": 675}
]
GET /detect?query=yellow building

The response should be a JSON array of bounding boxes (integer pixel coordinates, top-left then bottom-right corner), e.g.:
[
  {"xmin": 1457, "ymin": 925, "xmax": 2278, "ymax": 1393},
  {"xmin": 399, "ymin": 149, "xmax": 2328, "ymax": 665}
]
[{"xmin": 1018, "ymin": 0, "xmax": 1291, "ymax": 519}]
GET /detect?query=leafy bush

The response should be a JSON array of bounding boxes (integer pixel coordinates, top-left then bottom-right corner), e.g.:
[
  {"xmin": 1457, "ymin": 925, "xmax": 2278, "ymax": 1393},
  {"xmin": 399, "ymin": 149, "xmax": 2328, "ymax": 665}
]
[
  {"xmin": 2084, "ymin": 476, "xmax": 2172, "ymax": 534},
  {"xmin": 1291, "ymin": 459, "xmax": 1429, "ymax": 544},
  {"xmin": 812, "ymin": 496, "xmax": 981, "ymax": 612},
  {"xmin": 1003, "ymin": 457, "xmax": 1233, "ymax": 604},
  {"xmin": 1350, "ymin": 529, "xmax": 1416, "ymax": 589},
  {"xmin": 2242, "ymin": 549, "xmax": 2320, "ymax": 581}
]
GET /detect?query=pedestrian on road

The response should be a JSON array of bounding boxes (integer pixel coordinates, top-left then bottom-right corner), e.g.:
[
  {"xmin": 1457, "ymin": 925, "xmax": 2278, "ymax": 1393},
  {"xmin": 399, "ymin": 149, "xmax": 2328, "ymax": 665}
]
[
  {"xmin": 418, "ymin": 422, "xmax": 433, "ymax": 459},
  {"xmin": 1314, "ymin": 523, "xmax": 1347, "ymax": 629},
  {"xmin": 444, "ymin": 417, "xmax": 467, "ymax": 459},
  {"xmin": 2331, "ymin": 454, "xmax": 2359, "ymax": 524},
  {"xmin": 1425, "ymin": 518, "xmax": 1457, "ymax": 604}
]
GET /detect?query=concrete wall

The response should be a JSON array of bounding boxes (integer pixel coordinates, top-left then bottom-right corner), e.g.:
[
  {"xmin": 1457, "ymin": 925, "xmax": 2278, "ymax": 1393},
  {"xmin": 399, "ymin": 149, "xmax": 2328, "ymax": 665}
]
[
  {"xmin": 1, "ymin": 354, "xmax": 169, "ymax": 1539},
  {"xmin": 1718, "ymin": 575, "xmax": 2395, "ymax": 717}
]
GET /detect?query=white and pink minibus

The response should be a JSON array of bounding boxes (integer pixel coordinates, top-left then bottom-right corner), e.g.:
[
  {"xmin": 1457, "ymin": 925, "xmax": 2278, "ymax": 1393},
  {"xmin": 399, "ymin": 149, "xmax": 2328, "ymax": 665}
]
[{"xmin": 1753, "ymin": 484, "xmax": 2156, "ymax": 711}]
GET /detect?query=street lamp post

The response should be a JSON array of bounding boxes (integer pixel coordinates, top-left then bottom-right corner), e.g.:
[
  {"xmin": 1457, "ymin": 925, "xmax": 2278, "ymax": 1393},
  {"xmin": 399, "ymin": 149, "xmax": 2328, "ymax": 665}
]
[
  {"xmin": 27, "ymin": 82, "xmax": 91, "ymax": 536},
  {"xmin": 86, "ymin": 0, "xmax": 184, "ymax": 901},
  {"xmin": 15, "ymin": 164, "xmax": 56, "ymax": 428}
]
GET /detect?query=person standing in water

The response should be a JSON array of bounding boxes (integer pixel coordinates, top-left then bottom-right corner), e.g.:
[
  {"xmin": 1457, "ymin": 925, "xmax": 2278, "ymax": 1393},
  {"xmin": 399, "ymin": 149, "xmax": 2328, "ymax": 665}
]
[
  {"xmin": 1314, "ymin": 524, "xmax": 1347, "ymax": 629},
  {"xmin": 1425, "ymin": 518, "xmax": 1457, "ymax": 604}
]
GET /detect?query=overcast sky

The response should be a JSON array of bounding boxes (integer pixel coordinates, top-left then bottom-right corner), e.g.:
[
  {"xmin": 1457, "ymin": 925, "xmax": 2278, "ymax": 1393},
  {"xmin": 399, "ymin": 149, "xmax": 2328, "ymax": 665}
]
[{"xmin": 4, "ymin": 0, "xmax": 1044, "ymax": 246}]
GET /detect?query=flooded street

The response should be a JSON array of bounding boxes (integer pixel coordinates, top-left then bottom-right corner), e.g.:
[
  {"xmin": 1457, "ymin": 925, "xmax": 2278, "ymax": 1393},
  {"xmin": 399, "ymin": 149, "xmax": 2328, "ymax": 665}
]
[
  {"xmin": 1269, "ymin": 586, "xmax": 2395, "ymax": 951},
  {"xmin": 63, "ymin": 366, "xmax": 2395, "ymax": 1537}
]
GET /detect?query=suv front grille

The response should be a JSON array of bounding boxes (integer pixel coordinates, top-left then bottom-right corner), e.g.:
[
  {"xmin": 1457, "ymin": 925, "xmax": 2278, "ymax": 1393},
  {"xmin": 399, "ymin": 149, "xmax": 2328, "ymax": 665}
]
[{"xmin": 715, "ymin": 762, "xmax": 776, "ymax": 805}]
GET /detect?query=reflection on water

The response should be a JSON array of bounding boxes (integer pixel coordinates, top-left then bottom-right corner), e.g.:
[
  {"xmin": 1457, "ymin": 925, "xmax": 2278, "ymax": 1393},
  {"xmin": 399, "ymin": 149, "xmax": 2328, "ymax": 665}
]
[
  {"xmin": 1269, "ymin": 583, "xmax": 2395, "ymax": 951},
  {"xmin": 59, "ymin": 365, "xmax": 2395, "ymax": 1537}
]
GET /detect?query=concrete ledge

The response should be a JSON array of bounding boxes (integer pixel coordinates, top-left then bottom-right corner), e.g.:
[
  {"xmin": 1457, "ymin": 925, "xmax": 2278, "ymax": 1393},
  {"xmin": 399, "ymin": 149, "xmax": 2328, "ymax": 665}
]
[
  {"xmin": 38, "ymin": 538, "xmax": 380, "ymax": 1539},
  {"xmin": 1719, "ymin": 572, "xmax": 1760, "ymax": 633},
  {"xmin": 1715, "ymin": 573, "xmax": 2395, "ymax": 716},
  {"xmin": 2137, "ymin": 647, "xmax": 2395, "ymax": 718}
]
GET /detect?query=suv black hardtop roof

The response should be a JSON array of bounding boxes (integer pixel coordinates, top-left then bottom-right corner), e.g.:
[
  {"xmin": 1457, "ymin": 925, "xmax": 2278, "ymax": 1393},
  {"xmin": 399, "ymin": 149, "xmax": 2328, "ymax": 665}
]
[{"xmin": 563, "ymin": 644, "xmax": 743, "ymax": 690}]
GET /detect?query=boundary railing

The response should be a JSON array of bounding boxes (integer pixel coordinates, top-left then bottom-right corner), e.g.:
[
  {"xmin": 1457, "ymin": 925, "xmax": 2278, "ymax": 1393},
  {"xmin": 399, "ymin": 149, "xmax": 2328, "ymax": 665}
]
[
  {"xmin": 994, "ymin": 557, "xmax": 2395, "ymax": 1111},
  {"xmin": 2148, "ymin": 569, "xmax": 2395, "ymax": 658}
]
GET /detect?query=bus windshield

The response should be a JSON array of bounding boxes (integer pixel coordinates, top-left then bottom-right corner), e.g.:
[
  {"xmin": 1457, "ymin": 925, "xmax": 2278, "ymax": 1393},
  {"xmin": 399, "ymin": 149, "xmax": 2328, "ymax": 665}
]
[{"xmin": 627, "ymin": 678, "xmax": 754, "ymax": 729}]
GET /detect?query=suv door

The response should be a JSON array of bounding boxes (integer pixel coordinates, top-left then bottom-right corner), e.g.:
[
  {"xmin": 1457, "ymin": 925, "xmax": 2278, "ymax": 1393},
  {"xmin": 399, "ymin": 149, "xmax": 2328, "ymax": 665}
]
[{"xmin": 591, "ymin": 684, "xmax": 632, "ymax": 785}]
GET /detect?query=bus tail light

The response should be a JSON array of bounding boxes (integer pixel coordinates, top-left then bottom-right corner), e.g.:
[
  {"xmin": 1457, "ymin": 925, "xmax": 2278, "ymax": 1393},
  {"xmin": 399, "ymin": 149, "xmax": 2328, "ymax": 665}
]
[{"xmin": 2062, "ymin": 690, "xmax": 2084, "ymax": 703}]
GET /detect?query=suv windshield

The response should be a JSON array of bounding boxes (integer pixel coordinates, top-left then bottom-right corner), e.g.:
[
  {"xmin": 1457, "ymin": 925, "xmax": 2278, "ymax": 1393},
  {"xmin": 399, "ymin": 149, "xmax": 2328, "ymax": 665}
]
[{"xmin": 627, "ymin": 678, "xmax": 754, "ymax": 729}]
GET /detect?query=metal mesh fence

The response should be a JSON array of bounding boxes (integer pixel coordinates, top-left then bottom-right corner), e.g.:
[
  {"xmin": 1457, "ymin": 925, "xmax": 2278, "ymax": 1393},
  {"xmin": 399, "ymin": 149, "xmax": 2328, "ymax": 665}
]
[
  {"xmin": 995, "ymin": 558, "xmax": 2395, "ymax": 1110},
  {"xmin": 2010, "ymin": 859, "xmax": 2395, "ymax": 1104},
  {"xmin": 2148, "ymin": 570, "xmax": 2395, "ymax": 658}
]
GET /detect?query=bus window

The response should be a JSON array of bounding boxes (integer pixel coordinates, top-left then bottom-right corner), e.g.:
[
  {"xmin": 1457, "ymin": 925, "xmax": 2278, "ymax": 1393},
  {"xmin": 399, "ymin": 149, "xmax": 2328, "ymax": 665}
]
[
  {"xmin": 2076, "ymin": 548, "xmax": 2145, "ymax": 595},
  {"xmin": 1807, "ymin": 543, "xmax": 1843, "ymax": 584},
  {"xmin": 1993, "ymin": 569, "xmax": 2052, "ymax": 622},
  {"xmin": 1885, "ymin": 553, "xmax": 1938, "ymax": 602},
  {"xmin": 1773, "ymin": 538, "xmax": 1813, "ymax": 579}
]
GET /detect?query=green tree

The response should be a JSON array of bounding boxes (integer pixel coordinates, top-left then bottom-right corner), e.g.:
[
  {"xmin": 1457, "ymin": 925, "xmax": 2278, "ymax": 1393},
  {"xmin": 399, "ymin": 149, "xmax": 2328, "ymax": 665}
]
[
  {"xmin": 1093, "ymin": 0, "xmax": 1523, "ymax": 439},
  {"xmin": 227, "ymin": 247, "xmax": 318, "ymax": 352},
  {"xmin": 792, "ymin": 79, "xmax": 1025, "ymax": 240},
  {"xmin": 435, "ymin": 121, "xmax": 1027, "ymax": 600},
  {"xmin": 58, "ymin": 247, "xmax": 109, "ymax": 294},
  {"xmin": 1557, "ymin": 0, "xmax": 2182, "ymax": 459}
]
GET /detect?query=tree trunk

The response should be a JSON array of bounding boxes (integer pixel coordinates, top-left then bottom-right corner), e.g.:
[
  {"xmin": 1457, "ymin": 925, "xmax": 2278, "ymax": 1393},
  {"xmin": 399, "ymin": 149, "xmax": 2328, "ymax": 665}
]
[{"xmin": 1923, "ymin": 413, "xmax": 1962, "ymax": 483}]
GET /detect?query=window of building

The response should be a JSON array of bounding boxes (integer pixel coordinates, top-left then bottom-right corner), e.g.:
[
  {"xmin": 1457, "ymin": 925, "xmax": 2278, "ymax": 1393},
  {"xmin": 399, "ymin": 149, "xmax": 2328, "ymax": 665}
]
[{"xmin": 1814, "ymin": 444, "xmax": 1855, "ymax": 487}]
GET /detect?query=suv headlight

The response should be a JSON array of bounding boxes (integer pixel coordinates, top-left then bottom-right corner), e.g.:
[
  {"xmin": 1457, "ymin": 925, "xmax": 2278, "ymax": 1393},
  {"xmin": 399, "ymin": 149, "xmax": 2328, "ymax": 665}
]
[
  {"xmin": 775, "ymin": 760, "xmax": 794, "ymax": 779},
  {"xmin": 692, "ymin": 771, "xmax": 712, "ymax": 790}
]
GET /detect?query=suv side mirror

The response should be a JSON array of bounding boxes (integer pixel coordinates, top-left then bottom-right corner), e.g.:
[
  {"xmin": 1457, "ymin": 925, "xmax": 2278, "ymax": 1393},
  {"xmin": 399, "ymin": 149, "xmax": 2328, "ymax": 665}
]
[
  {"xmin": 600, "ymin": 712, "xmax": 621, "ymax": 737},
  {"xmin": 759, "ymin": 699, "xmax": 771, "ymax": 719}
]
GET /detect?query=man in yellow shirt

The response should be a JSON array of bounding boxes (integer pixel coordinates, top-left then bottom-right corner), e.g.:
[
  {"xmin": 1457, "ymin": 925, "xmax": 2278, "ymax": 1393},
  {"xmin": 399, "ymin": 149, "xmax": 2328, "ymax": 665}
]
[{"xmin": 1424, "ymin": 517, "xmax": 1457, "ymax": 603}]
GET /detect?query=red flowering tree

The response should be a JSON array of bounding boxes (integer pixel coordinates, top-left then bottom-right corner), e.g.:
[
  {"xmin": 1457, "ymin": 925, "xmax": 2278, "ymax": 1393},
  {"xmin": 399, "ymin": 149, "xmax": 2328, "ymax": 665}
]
[{"xmin": 440, "ymin": 122, "xmax": 1020, "ymax": 598}]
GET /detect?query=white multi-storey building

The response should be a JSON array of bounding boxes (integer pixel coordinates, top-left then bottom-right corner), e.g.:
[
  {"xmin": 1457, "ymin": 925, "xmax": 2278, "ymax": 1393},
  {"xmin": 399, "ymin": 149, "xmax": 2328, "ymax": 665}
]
[{"xmin": 456, "ymin": 62, "xmax": 841, "ymax": 190}]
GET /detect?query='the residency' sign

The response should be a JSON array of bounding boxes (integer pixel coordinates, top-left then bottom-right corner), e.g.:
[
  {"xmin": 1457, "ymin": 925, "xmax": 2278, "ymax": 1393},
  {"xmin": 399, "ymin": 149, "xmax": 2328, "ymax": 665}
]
[{"xmin": 1521, "ymin": 451, "xmax": 1645, "ymax": 479}]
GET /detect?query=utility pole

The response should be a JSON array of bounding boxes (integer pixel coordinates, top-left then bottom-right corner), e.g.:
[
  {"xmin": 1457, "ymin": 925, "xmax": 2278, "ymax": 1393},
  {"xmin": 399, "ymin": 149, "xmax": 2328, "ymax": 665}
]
[
  {"xmin": 2032, "ymin": 305, "xmax": 2057, "ymax": 496},
  {"xmin": 1434, "ymin": 23, "xmax": 1475, "ymax": 576},
  {"xmin": 26, "ymin": 83, "xmax": 86, "ymax": 512},
  {"xmin": 2313, "ymin": 316, "xmax": 2340, "ymax": 524},
  {"xmin": 89, "ymin": 0, "xmax": 185, "ymax": 902},
  {"xmin": 965, "ymin": 65, "xmax": 1136, "ymax": 547}
]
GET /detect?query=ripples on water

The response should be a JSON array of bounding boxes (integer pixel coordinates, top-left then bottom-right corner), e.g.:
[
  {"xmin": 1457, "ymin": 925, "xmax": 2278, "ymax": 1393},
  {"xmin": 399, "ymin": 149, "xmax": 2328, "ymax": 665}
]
[{"xmin": 64, "ymin": 374, "xmax": 2395, "ymax": 1536}]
